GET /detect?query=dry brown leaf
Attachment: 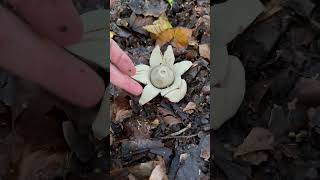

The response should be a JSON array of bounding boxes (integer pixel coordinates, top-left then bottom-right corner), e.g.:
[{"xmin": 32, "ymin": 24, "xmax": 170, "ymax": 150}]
[
  {"xmin": 127, "ymin": 158, "xmax": 167, "ymax": 180},
  {"xmin": 199, "ymin": 44, "xmax": 210, "ymax": 60},
  {"xmin": 157, "ymin": 107, "xmax": 175, "ymax": 116},
  {"xmin": 115, "ymin": 109, "xmax": 133, "ymax": 123},
  {"xmin": 183, "ymin": 102, "xmax": 197, "ymax": 114},
  {"xmin": 129, "ymin": 13, "xmax": 154, "ymax": 35},
  {"xmin": 239, "ymin": 151, "xmax": 268, "ymax": 165},
  {"xmin": 149, "ymin": 158, "xmax": 168, "ymax": 180},
  {"xmin": 128, "ymin": 174, "xmax": 138, "ymax": 180},
  {"xmin": 172, "ymin": 27, "xmax": 193, "ymax": 48},
  {"xmin": 163, "ymin": 115, "xmax": 182, "ymax": 126},
  {"xmin": 234, "ymin": 127, "xmax": 274, "ymax": 157},
  {"xmin": 156, "ymin": 27, "xmax": 193, "ymax": 48},
  {"xmin": 127, "ymin": 161, "xmax": 155, "ymax": 179},
  {"xmin": 112, "ymin": 95, "xmax": 132, "ymax": 123},
  {"xmin": 156, "ymin": 29, "xmax": 175, "ymax": 46}
]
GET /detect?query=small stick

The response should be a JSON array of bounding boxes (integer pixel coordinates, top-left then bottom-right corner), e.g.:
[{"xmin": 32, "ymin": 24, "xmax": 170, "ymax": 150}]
[
  {"xmin": 169, "ymin": 123, "xmax": 191, "ymax": 136},
  {"xmin": 159, "ymin": 134, "xmax": 198, "ymax": 140}
]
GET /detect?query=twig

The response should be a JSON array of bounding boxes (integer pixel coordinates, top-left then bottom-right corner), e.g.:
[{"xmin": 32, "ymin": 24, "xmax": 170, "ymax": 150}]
[
  {"xmin": 169, "ymin": 123, "xmax": 191, "ymax": 136},
  {"xmin": 159, "ymin": 134, "xmax": 198, "ymax": 140},
  {"xmin": 157, "ymin": 123, "xmax": 195, "ymax": 140}
]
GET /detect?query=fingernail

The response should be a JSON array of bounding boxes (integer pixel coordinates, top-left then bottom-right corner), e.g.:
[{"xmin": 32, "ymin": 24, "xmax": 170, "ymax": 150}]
[
  {"xmin": 132, "ymin": 81, "xmax": 143, "ymax": 95},
  {"xmin": 128, "ymin": 67, "xmax": 136, "ymax": 76}
]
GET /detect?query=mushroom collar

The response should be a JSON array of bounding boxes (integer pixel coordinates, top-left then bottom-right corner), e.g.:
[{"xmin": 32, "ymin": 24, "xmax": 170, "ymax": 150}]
[{"xmin": 132, "ymin": 45, "xmax": 192, "ymax": 105}]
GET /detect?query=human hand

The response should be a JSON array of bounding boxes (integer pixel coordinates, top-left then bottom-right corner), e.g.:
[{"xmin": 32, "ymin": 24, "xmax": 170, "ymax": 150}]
[
  {"xmin": 110, "ymin": 39, "xmax": 143, "ymax": 96},
  {"xmin": 0, "ymin": 0, "xmax": 105, "ymax": 107},
  {"xmin": 110, "ymin": 0, "xmax": 143, "ymax": 96}
]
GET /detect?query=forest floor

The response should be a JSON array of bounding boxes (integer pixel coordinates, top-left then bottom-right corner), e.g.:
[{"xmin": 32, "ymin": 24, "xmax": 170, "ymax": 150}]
[{"xmin": 110, "ymin": 0, "xmax": 211, "ymax": 179}]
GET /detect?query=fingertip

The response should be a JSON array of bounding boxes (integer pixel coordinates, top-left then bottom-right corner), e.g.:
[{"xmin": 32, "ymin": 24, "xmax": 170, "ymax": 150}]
[
  {"xmin": 128, "ymin": 67, "xmax": 136, "ymax": 76},
  {"xmin": 130, "ymin": 80, "xmax": 143, "ymax": 96},
  {"xmin": 110, "ymin": 64, "xmax": 142, "ymax": 96}
]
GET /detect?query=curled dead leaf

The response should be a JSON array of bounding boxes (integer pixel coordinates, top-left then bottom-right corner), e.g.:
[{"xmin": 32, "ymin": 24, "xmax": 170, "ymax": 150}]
[
  {"xmin": 163, "ymin": 115, "xmax": 182, "ymax": 126},
  {"xmin": 172, "ymin": 27, "xmax": 193, "ymax": 48},
  {"xmin": 115, "ymin": 109, "xmax": 133, "ymax": 123},
  {"xmin": 156, "ymin": 27, "xmax": 193, "ymax": 48},
  {"xmin": 149, "ymin": 157, "xmax": 168, "ymax": 180},
  {"xmin": 143, "ymin": 14, "xmax": 172, "ymax": 36},
  {"xmin": 183, "ymin": 102, "xmax": 197, "ymax": 114}
]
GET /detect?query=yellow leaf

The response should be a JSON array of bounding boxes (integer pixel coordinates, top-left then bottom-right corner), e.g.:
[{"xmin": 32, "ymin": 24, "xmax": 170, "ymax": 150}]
[
  {"xmin": 143, "ymin": 14, "xmax": 172, "ymax": 36},
  {"xmin": 110, "ymin": 31, "xmax": 115, "ymax": 39}
]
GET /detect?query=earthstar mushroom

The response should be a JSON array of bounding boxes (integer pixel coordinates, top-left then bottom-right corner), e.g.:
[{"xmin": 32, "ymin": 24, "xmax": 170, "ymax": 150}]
[{"xmin": 132, "ymin": 45, "xmax": 192, "ymax": 105}]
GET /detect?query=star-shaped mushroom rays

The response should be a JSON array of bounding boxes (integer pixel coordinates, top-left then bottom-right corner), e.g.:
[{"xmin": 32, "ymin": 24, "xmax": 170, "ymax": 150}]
[{"xmin": 132, "ymin": 45, "xmax": 193, "ymax": 105}]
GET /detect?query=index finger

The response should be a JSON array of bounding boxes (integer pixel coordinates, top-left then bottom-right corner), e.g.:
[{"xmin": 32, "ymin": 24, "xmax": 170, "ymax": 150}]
[
  {"xmin": 110, "ymin": 39, "xmax": 136, "ymax": 76},
  {"xmin": 8, "ymin": 0, "xmax": 83, "ymax": 46}
]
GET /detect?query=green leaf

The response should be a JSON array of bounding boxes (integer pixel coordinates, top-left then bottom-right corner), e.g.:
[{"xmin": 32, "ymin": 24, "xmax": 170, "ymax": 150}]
[
  {"xmin": 213, "ymin": 55, "xmax": 246, "ymax": 130},
  {"xmin": 167, "ymin": 0, "xmax": 173, "ymax": 8}
]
